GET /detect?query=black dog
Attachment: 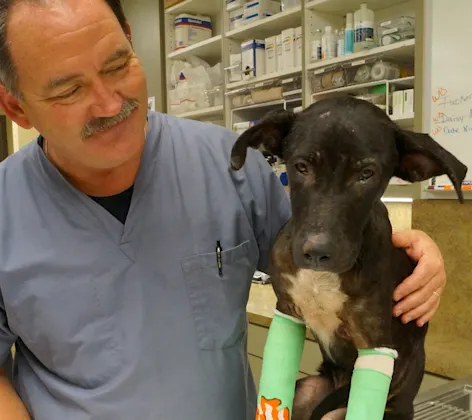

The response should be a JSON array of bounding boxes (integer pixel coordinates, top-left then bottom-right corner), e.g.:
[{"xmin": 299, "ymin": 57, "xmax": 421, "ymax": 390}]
[{"xmin": 230, "ymin": 96, "xmax": 467, "ymax": 420}]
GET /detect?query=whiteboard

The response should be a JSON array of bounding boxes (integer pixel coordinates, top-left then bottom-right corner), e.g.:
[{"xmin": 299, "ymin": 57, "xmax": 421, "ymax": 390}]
[{"xmin": 422, "ymin": 0, "xmax": 472, "ymax": 196}]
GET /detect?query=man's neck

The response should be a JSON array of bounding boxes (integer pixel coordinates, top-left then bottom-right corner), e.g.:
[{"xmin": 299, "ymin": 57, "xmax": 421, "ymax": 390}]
[{"xmin": 43, "ymin": 138, "xmax": 143, "ymax": 197}]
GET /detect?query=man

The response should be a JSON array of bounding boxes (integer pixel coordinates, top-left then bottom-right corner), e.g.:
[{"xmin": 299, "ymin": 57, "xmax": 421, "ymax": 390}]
[{"xmin": 0, "ymin": 1, "xmax": 445, "ymax": 419}]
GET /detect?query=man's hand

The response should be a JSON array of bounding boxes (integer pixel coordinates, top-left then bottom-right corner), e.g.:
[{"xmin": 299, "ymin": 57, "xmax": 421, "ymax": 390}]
[{"xmin": 391, "ymin": 229, "xmax": 446, "ymax": 327}]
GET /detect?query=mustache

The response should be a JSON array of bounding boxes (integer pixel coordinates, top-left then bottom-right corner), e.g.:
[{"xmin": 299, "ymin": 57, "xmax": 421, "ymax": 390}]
[{"xmin": 81, "ymin": 99, "xmax": 139, "ymax": 140}]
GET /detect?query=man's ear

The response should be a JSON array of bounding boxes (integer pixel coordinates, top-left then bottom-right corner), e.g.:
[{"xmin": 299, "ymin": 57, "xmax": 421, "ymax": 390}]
[
  {"xmin": 394, "ymin": 129, "xmax": 468, "ymax": 202},
  {"xmin": 0, "ymin": 85, "xmax": 33, "ymax": 129},
  {"xmin": 124, "ymin": 21, "xmax": 133, "ymax": 46},
  {"xmin": 230, "ymin": 109, "xmax": 296, "ymax": 170}
]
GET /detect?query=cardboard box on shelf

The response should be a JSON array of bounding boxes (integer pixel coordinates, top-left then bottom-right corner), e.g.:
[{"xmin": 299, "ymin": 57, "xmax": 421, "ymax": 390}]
[
  {"xmin": 241, "ymin": 39, "xmax": 265, "ymax": 79},
  {"xmin": 265, "ymin": 35, "xmax": 277, "ymax": 74},
  {"xmin": 282, "ymin": 28, "xmax": 295, "ymax": 69},
  {"xmin": 392, "ymin": 90, "xmax": 404, "ymax": 115},
  {"xmin": 251, "ymin": 86, "xmax": 283, "ymax": 103},
  {"xmin": 403, "ymin": 89, "xmax": 414, "ymax": 113},
  {"xmin": 244, "ymin": 0, "xmax": 281, "ymax": 24}
]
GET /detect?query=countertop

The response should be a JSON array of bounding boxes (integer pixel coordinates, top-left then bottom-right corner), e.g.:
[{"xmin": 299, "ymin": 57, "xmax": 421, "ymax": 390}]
[{"xmin": 247, "ymin": 283, "xmax": 472, "ymax": 380}]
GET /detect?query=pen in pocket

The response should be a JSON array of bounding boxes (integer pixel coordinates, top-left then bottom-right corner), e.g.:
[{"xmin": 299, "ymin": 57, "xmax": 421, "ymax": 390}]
[{"xmin": 216, "ymin": 240, "xmax": 223, "ymax": 277}]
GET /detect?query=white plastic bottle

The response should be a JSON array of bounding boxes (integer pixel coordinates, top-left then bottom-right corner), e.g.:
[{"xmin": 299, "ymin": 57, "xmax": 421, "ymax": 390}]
[
  {"xmin": 337, "ymin": 29, "xmax": 345, "ymax": 57},
  {"xmin": 344, "ymin": 13, "xmax": 354, "ymax": 54},
  {"xmin": 311, "ymin": 29, "xmax": 322, "ymax": 61},
  {"xmin": 354, "ymin": 3, "xmax": 375, "ymax": 52},
  {"xmin": 322, "ymin": 26, "xmax": 336, "ymax": 60}
]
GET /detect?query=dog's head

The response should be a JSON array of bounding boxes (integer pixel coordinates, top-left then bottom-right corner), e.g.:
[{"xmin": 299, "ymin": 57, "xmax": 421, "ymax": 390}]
[{"xmin": 231, "ymin": 96, "xmax": 467, "ymax": 274}]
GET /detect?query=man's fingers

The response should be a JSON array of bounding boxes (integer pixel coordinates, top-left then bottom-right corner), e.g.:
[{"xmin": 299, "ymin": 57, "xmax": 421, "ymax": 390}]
[
  {"xmin": 393, "ymin": 259, "xmax": 432, "ymax": 302},
  {"xmin": 391, "ymin": 229, "xmax": 417, "ymax": 248},
  {"xmin": 394, "ymin": 275, "xmax": 442, "ymax": 318},
  {"xmin": 321, "ymin": 408, "xmax": 347, "ymax": 420},
  {"xmin": 417, "ymin": 298, "xmax": 441, "ymax": 327},
  {"xmin": 397, "ymin": 289, "xmax": 440, "ymax": 324}
]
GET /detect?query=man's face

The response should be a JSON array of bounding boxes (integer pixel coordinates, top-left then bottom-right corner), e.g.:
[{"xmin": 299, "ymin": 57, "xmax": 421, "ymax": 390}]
[{"xmin": 4, "ymin": 0, "xmax": 148, "ymax": 169}]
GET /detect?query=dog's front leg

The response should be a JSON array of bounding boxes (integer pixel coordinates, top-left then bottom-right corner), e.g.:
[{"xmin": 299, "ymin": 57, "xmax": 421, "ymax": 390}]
[{"xmin": 292, "ymin": 375, "xmax": 334, "ymax": 420}]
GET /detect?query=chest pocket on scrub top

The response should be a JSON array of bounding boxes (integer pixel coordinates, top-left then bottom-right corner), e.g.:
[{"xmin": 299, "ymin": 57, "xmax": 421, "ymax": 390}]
[{"xmin": 181, "ymin": 239, "xmax": 255, "ymax": 350}]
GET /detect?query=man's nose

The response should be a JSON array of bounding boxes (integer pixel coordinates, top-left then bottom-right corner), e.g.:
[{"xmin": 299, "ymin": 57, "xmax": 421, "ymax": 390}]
[
  {"xmin": 302, "ymin": 233, "xmax": 333, "ymax": 266},
  {"xmin": 90, "ymin": 81, "xmax": 122, "ymax": 117}
]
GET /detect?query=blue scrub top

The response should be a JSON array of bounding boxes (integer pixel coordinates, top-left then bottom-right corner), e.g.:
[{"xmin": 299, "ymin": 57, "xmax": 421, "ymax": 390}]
[{"xmin": 0, "ymin": 112, "xmax": 291, "ymax": 420}]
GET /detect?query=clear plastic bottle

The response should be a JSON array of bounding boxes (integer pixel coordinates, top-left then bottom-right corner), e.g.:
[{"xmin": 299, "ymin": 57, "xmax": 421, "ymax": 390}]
[
  {"xmin": 344, "ymin": 13, "xmax": 354, "ymax": 54},
  {"xmin": 311, "ymin": 29, "xmax": 322, "ymax": 61},
  {"xmin": 354, "ymin": 3, "xmax": 375, "ymax": 52},
  {"xmin": 337, "ymin": 28, "xmax": 345, "ymax": 57},
  {"xmin": 322, "ymin": 26, "xmax": 337, "ymax": 60}
]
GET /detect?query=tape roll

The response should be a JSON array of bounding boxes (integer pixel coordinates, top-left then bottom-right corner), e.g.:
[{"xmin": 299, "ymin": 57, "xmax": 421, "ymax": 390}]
[
  {"xmin": 371, "ymin": 61, "xmax": 400, "ymax": 80},
  {"xmin": 354, "ymin": 65, "xmax": 371, "ymax": 83}
]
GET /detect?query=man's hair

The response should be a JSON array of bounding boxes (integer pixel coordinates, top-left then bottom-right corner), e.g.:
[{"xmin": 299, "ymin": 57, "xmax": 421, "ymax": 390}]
[{"xmin": 0, "ymin": 0, "xmax": 128, "ymax": 100}]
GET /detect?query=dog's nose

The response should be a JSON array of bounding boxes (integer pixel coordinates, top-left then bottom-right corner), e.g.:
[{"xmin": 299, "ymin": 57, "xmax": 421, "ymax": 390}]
[{"xmin": 302, "ymin": 234, "xmax": 332, "ymax": 265}]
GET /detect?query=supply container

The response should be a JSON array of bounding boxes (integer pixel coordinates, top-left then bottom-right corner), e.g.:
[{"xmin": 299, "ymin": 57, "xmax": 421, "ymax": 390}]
[
  {"xmin": 265, "ymin": 36, "xmax": 278, "ymax": 74},
  {"xmin": 322, "ymin": 26, "xmax": 337, "ymax": 59},
  {"xmin": 229, "ymin": 53, "xmax": 242, "ymax": 82},
  {"xmin": 295, "ymin": 26, "xmax": 303, "ymax": 68},
  {"xmin": 241, "ymin": 39, "xmax": 266, "ymax": 79},
  {"xmin": 174, "ymin": 13, "xmax": 212, "ymax": 50},
  {"xmin": 344, "ymin": 13, "xmax": 354, "ymax": 54},
  {"xmin": 244, "ymin": 0, "xmax": 280, "ymax": 24},
  {"xmin": 226, "ymin": 0, "xmax": 245, "ymax": 11},
  {"xmin": 251, "ymin": 85, "xmax": 284, "ymax": 103},
  {"xmin": 276, "ymin": 34, "xmax": 284, "ymax": 72},
  {"xmin": 282, "ymin": 28, "xmax": 296, "ymax": 69},
  {"xmin": 337, "ymin": 29, "xmax": 345, "ymax": 57},
  {"xmin": 379, "ymin": 16, "xmax": 416, "ymax": 46},
  {"xmin": 310, "ymin": 29, "xmax": 322, "ymax": 62},
  {"xmin": 229, "ymin": 6, "xmax": 245, "ymax": 31},
  {"xmin": 354, "ymin": 3, "xmax": 376, "ymax": 52}
]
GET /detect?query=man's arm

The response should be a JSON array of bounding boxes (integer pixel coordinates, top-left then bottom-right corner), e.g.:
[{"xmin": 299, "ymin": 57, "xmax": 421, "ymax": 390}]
[
  {"xmin": 0, "ymin": 292, "xmax": 30, "ymax": 419},
  {"xmin": 0, "ymin": 367, "xmax": 31, "ymax": 419},
  {"xmin": 231, "ymin": 146, "xmax": 292, "ymax": 272}
]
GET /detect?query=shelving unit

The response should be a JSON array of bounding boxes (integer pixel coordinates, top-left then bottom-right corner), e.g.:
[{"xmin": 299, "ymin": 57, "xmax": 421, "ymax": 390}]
[
  {"xmin": 167, "ymin": 35, "xmax": 223, "ymax": 62},
  {"xmin": 164, "ymin": 0, "xmax": 224, "ymax": 123},
  {"xmin": 227, "ymin": 66, "xmax": 302, "ymax": 90},
  {"xmin": 306, "ymin": 39, "xmax": 415, "ymax": 71},
  {"xmin": 163, "ymin": 0, "xmax": 423, "ymax": 195},
  {"xmin": 225, "ymin": 6, "xmax": 302, "ymax": 40}
]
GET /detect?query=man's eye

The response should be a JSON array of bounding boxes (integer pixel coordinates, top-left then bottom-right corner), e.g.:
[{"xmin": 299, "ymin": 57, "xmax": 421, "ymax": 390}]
[
  {"xmin": 107, "ymin": 62, "xmax": 128, "ymax": 73},
  {"xmin": 55, "ymin": 87, "xmax": 80, "ymax": 99}
]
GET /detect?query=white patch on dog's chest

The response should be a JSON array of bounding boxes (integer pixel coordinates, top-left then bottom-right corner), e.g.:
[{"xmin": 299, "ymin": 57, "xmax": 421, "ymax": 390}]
[{"xmin": 283, "ymin": 269, "xmax": 348, "ymax": 360}]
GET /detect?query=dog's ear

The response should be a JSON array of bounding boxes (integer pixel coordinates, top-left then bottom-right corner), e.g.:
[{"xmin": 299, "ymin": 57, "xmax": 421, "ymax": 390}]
[
  {"xmin": 394, "ymin": 129, "xmax": 468, "ymax": 202},
  {"xmin": 230, "ymin": 109, "xmax": 296, "ymax": 170}
]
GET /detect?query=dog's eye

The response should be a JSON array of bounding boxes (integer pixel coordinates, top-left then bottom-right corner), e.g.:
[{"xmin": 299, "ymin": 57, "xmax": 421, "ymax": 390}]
[
  {"xmin": 360, "ymin": 168, "xmax": 375, "ymax": 182},
  {"xmin": 295, "ymin": 162, "xmax": 309, "ymax": 175}
]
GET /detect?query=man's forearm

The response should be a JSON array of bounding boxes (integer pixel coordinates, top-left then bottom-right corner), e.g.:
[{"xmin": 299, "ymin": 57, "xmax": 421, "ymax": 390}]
[{"xmin": 0, "ymin": 369, "xmax": 30, "ymax": 419}]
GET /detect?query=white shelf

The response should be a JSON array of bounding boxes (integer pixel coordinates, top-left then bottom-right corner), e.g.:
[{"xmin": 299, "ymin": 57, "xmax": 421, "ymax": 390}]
[
  {"xmin": 227, "ymin": 66, "xmax": 302, "ymax": 90},
  {"xmin": 306, "ymin": 0, "xmax": 410, "ymax": 14},
  {"xmin": 173, "ymin": 105, "xmax": 224, "ymax": 120},
  {"xmin": 390, "ymin": 112, "xmax": 415, "ymax": 128},
  {"xmin": 165, "ymin": 0, "xmax": 221, "ymax": 15},
  {"xmin": 225, "ymin": 6, "xmax": 302, "ymax": 40},
  {"xmin": 390, "ymin": 76, "xmax": 415, "ymax": 88},
  {"xmin": 168, "ymin": 35, "xmax": 222, "ymax": 62},
  {"xmin": 307, "ymin": 39, "xmax": 416, "ymax": 72}
]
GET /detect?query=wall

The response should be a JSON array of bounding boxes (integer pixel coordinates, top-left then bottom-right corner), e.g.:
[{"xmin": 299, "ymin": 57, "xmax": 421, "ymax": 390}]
[
  {"xmin": 122, "ymin": 0, "xmax": 166, "ymax": 112},
  {"xmin": 10, "ymin": 123, "xmax": 39, "ymax": 152}
]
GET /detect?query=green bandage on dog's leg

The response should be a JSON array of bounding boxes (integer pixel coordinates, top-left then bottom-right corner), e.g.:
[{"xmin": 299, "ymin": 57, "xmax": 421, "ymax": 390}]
[
  {"xmin": 256, "ymin": 309, "xmax": 306, "ymax": 420},
  {"xmin": 345, "ymin": 347, "xmax": 399, "ymax": 420}
]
